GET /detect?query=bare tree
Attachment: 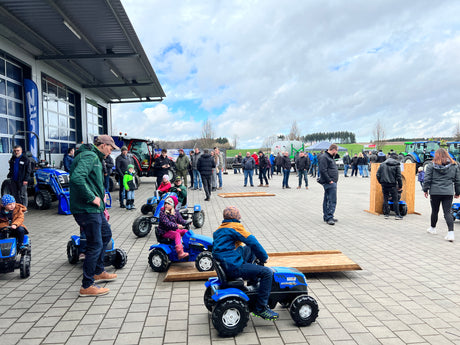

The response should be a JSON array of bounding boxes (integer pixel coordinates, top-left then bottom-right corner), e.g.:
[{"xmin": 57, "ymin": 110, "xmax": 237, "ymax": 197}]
[
  {"xmin": 373, "ymin": 119, "xmax": 386, "ymax": 151},
  {"xmin": 201, "ymin": 118, "xmax": 215, "ymax": 148},
  {"xmin": 232, "ymin": 134, "xmax": 239, "ymax": 149},
  {"xmin": 454, "ymin": 121, "xmax": 460, "ymax": 141},
  {"xmin": 263, "ymin": 134, "xmax": 278, "ymax": 148},
  {"xmin": 288, "ymin": 120, "xmax": 301, "ymax": 140}
]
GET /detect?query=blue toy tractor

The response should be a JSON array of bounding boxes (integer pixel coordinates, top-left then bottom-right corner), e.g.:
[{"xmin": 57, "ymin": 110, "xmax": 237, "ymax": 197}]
[
  {"xmin": 452, "ymin": 203, "xmax": 460, "ymax": 222},
  {"xmin": 67, "ymin": 236, "xmax": 127, "ymax": 269},
  {"xmin": 132, "ymin": 191, "xmax": 205, "ymax": 237},
  {"xmin": 148, "ymin": 227, "xmax": 214, "ymax": 272},
  {"xmin": 387, "ymin": 189, "xmax": 408, "ymax": 216},
  {"xmin": 204, "ymin": 260, "xmax": 319, "ymax": 337},
  {"xmin": 0, "ymin": 226, "xmax": 31, "ymax": 278}
]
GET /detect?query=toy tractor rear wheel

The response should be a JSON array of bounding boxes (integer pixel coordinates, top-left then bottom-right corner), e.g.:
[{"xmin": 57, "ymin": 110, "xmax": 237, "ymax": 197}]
[
  {"xmin": 67, "ymin": 241, "xmax": 79, "ymax": 264},
  {"xmin": 34, "ymin": 190, "xmax": 52, "ymax": 210},
  {"xmin": 1, "ymin": 179, "xmax": 13, "ymax": 195},
  {"xmin": 132, "ymin": 216, "xmax": 152, "ymax": 237},
  {"xmin": 212, "ymin": 298, "xmax": 249, "ymax": 337},
  {"xmin": 192, "ymin": 210, "xmax": 205, "ymax": 228},
  {"xmin": 289, "ymin": 295, "xmax": 319, "ymax": 327},
  {"xmin": 148, "ymin": 248, "xmax": 170, "ymax": 272},
  {"xmin": 195, "ymin": 251, "xmax": 214, "ymax": 272},
  {"xmin": 399, "ymin": 203, "xmax": 408, "ymax": 216},
  {"xmin": 204, "ymin": 286, "xmax": 216, "ymax": 312},
  {"xmin": 113, "ymin": 248, "xmax": 128, "ymax": 269},
  {"xmin": 19, "ymin": 253, "xmax": 31, "ymax": 278},
  {"xmin": 141, "ymin": 204, "xmax": 155, "ymax": 215}
]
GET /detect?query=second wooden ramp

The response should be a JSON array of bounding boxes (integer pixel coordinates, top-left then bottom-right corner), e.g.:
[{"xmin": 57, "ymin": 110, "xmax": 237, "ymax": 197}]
[{"xmin": 218, "ymin": 192, "xmax": 275, "ymax": 198}]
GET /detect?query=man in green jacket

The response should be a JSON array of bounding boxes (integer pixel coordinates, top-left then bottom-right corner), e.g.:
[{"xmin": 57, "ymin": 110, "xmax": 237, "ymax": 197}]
[
  {"xmin": 70, "ymin": 135, "xmax": 119, "ymax": 297},
  {"xmin": 175, "ymin": 149, "xmax": 190, "ymax": 187}
]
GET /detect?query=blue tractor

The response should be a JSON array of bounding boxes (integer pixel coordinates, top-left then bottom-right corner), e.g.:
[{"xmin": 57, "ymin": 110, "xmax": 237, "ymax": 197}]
[
  {"xmin": 403, "ymin": 141, "xmax": 440, "ymax": 170},
  {"xmin": 132, "ymin": 191, "xmax": 205, "ymax": 237},
  {"xmin": 447, "ymin": 142, "xmax": 460, "ymax": 162},
  {"xmin": 452, "ymin": 203, "xmax": 460, "ymax": 222},
  {"xmin": 1, "ymin": 131, "xmax": 70, "ymax": 214},
  {"xmin": 204, "ymin": 260, "xmax": 319, "ymax": 337},
  {"xmin": 148, "ymin": 226, "xmax": 214, "ymax": 272},
  {"xmin": 0, "ymin": 226, "xmax": 31, "ymax": 278}
]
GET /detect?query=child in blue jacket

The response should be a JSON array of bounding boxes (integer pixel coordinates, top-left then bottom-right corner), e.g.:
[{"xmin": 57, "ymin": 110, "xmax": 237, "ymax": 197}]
[{"xmin": 212, "ymin": 206, "xmax": 278, "ymax": 321}]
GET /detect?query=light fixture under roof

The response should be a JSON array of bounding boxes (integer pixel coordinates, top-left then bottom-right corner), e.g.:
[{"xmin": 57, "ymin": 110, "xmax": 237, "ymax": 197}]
[
  {"xmin": 63, "ymin": 20, "xmax": 81, "ymax": 40},
  {"xmin": 110, "ymin": 68, "xmax": 119, "ymax": 78}
]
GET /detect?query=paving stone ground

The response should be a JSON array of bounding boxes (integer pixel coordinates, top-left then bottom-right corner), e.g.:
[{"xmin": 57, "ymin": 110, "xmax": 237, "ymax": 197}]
[{"xmin": 0, "ymin": 170, "xmax": 459, "ymax": 345}]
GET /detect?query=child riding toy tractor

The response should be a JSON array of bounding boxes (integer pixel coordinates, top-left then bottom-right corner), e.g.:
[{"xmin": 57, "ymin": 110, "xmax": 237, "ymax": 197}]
[{"xmin": 0, "ymin": 226, "xmax": 31, "ymax": 278}]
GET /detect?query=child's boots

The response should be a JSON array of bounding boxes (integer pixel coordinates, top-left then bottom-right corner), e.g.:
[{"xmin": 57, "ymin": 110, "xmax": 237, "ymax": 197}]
[{"xmin": 175, "ymin": 244, "xmax": 189, "ymax": 259}]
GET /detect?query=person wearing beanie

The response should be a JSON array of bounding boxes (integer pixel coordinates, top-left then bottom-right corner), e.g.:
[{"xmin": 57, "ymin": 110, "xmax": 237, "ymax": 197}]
[
  {"xmin": 157, "ymin": 196, "xmax": 189, "ymax": 259},
  {"xmin": 123, "ymin": 164, "xmax": 138, "ymax": 210},
  {"xmin": 170, "ymin": 176, "xmax": 187, "ymax": 208},
  {"xmin": 0, "ymin": 194, "xmax": 28, "ymax": 250},
  {"xmin": 115, "ymin": 145, "xmax": 134, "ymax": 208},
  {"xmin": 212, "ymin": 206, "xmax": 279, "ymax": 321},
  {"xmin": 157, "ymin": 174, "xmax": 172, "ymax": 194},
  {"xmin": 197, "ymin": 149, "xmax": 216, "ymax": 201},
  {"xmin": 257, "ymin": 151, "xmax": 269, "ymax": 187}
]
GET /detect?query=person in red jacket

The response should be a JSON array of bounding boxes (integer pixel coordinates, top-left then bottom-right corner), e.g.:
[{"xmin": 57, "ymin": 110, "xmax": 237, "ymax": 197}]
[
  {"xmin": 157, "ymin": 175, "xmax": 172, "ymax": 195},
  {"xmin": 252, "ymin": 152, "xmax": 259, "ymax": 176}
]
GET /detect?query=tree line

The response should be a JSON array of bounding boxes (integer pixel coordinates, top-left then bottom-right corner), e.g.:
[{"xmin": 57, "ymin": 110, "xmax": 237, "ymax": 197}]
[{"xmin": 301, "ymin": 131, "xmax": 356, "ymax": 144}]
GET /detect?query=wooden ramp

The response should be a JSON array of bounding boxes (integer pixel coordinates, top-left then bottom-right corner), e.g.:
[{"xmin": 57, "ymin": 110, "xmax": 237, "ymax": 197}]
[
  {"xmin": 218, "ymin": 192, "xmax": 275, "ymax": 198},
  {"xmin": 163, "ymin": 250, "xmax": 361, "ymax": 282}
]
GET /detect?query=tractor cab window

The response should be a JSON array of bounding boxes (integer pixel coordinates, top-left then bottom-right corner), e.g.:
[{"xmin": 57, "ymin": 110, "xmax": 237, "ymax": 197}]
[
  {"xmin": 405, "ymin": 143, "xmax": 414, "ymax": 153},
  {"xmin": 130, "ymin": 141, "xmax": 151, "ymax": 167},
  {"xmin": 414, "ymin": 144, "xmax": 424, "ymax": 154},
  {"xmin": 448, "ymin": 143, "xmax": 459, "ymax": 154},
  {"xmin": 425, "ymin": 142, "xmax": 439, "ymax": 152}
]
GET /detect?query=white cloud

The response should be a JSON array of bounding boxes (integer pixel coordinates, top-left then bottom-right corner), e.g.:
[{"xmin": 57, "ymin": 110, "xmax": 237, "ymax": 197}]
[{"xmin": 116, "ymin": 0, "xmax": 460, "ymax": 147}]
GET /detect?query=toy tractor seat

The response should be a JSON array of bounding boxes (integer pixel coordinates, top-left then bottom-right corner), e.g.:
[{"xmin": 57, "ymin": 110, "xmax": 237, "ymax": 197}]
[
  {"xmin": 154, "ymin": 226, "xmax": 174, "ymax": 245},
  {"xmin": 213, "ymin": 259, "xmax": 245, "ymax": 289}
]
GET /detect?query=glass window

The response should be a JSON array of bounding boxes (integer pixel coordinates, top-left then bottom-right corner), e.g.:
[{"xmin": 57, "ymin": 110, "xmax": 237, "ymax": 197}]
[
  {"xmin": 9, "ymin": 119, "xmax": 24, "ymax": 134},
  {"xmin": 0, "ymin": 98, "xmax": 6, "ymax": 114},
  {"xmin": 6, "ymin": 62, "xmax": 21, "ymax": 81},
  {"xmin": 42, "ymin": 75, "xmax": 78, "ymax": 153},
  {"xmin": 0, "ymin": 58, "xmax": 4, "ymax": 76},
  {"xmin": 0, "ymin": 79, "xmax": 5, "ymax": 95},
  {"xmin": 8, "ymin": 100, "xmax": 23, "ymax": 118},
  {"xmin": 7, "ymin": 81, "xmax": 22, "ymax": 100},
  {"xmin": 0, "ymin": 137, "xmax": 9, "ymax": 153},
  {"xmin": 0, "ymin": 117, "xmax": 7, "ymax": 134}
]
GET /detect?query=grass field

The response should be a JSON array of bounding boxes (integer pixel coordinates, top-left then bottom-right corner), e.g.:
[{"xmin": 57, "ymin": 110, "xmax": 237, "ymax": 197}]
[{"xmin": 227, "ymin": 144, "xmax": 405, "ymax": 157}]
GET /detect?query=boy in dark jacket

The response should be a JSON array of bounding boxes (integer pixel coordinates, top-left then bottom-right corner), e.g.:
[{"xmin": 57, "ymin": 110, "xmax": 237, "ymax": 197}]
[
  {"xmin": 0, "ymin": 194, "xmax": 28, "ymax": 250},
  {"xmin": 212, "ymin": 206, "xmax": 278, "ymax": 321},
  {"xmin": 376, "ymin": 157, "xmax": 403, "ymax": 219}
]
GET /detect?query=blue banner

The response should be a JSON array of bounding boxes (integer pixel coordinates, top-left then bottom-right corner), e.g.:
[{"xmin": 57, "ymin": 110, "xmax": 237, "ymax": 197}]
[{"xmin": 24, "ymin": 79, "xmax": 39, "ymax": 161}]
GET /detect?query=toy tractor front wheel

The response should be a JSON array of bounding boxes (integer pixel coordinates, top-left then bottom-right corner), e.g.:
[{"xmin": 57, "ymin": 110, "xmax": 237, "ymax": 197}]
[
  {"xmin": 19, "ymin": 253, "xmax": 31, "ymax": 278},
  {"xmin": 212, "ymin": 298, "xmax": 249, "ymax": 337},
  {"xmin": 113, "ymin": 248, "xmax": 127, "ymax": 269},
  {"xmin": 34, "ymin": 190, "xmax": 52, "ymax": 210},
  {"xmin": 399, "ymin": 203, "xmax": 408, "ymax": 216},
  {"xmin": 192, "ymin": 210, "xmax": 205, "ymax": 228},
  {"xmin": 195, "ymin": 251, "xmax": 214, "ymax": 272},
  {"xmin": 204, "ymin": 286, "xmax": 216, "ymax": 312},
  {"xmin": 132, "ymin": 216, "xmax": 153, "ymax": 237},
  {"xmin": 289, "ymin": 295, "xmax": 319, "ymax": 327},
  {"xmin": 67, "ymin": 241, "xmax": 79, "ymax": 264},
  {"xmin": 148, "ymin": 248, "xmax": 170, "ymax": 272}
]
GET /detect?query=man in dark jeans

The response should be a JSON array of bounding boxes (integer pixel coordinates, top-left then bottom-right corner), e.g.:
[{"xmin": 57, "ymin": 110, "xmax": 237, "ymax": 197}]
[
  {"xmin": 376, "ymin": 155, "xmax": 403, "ymax": 220},
  {"xmin": 281, "ymin": 151, "xmax": 292, "ymax": 189},
  {"xmin": 296, "ymin": 151, "xmax": 310, "ymax": 189},
  {"xmin": 70, "ymin": 135, "xmax": 119, "ymax": 297},
  {"xmin": 197, "ymin": 149, "xmax": 215, "ymax": 201},
  {"xmin": 8, "ymin": 145, "xmax": 31, "ymax": 208},
  {"xmin": 115, "ymin": 146, "xmax": 133, "ymax": 208},
  {"xmin": 318, "ymin": 144, "xmax": 339, "ymax": 225}
]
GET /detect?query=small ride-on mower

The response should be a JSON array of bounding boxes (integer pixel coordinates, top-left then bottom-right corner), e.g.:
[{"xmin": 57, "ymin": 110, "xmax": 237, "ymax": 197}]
[
  {"xmin": 204, "ymin": 260, "xmax": 319, "ymax": 337},
  {"xmin": 132, "ymin": 192, "xmax": 205, "ymax": 237},
  {"xmin": 148, "ymin": 225, "xmax": 214, "ymax": 273},
  {"xmin": 0, "ymin": 226, "xmax": 31, "ymax": 278}
]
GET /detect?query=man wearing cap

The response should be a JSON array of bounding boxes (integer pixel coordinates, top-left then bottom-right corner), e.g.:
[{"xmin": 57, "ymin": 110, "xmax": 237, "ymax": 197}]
[
  {"xmin": 170, "ymin": 176, "xmax": 187, "ymax": 208},
  {"xmin": 154, "ymin": 148, "xmax": 175, "ymax": 188},
  {"xmin": 115, "ymin": 146, "xmax": 133, "ymax": 208},
  {"xmin": 8, "ymin": 145, "xmax": 31, "ymax": 207},
  {"xmin": 175, "ymin": 149, "xmax": 190, "ymax": 187},
  {"xmin": 70, "ymin": 135, "xmax": 119, "ymax": 297},
  {"xmin": 197, "ymin": 149, "xmax": 216, "ymax": 201}
]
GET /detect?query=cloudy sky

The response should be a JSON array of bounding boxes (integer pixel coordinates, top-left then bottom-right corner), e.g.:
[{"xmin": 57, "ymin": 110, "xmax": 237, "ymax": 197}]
[{"xmin": 113, "ymin": 0, "xmax": 460, "ymax": 148}]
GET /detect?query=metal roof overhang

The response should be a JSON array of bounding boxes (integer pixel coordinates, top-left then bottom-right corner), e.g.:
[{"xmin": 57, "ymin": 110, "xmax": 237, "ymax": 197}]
[{"xmin": 0, "ymin": 0, "xmax": 165, "ymax": 103}]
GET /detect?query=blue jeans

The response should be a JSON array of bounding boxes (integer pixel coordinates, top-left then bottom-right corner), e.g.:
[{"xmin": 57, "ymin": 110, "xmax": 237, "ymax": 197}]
[
  {"xmin": 217, "ymin": 169, "xmax": 223, "ymax": 188},
  {"xmin": 362, "ymin": 164, "xmax": 369, "ymax": 177},
  {"xmin": 193, "ymin": 169, "xmax": 202, "ymax": 189},
  {"xmin": 126, "ymin": 190, "xmax": 135, "ymax": 209},
  {"xmin": 358, "ymin": 165, "xmax": 364, "ymax": 176},
  {"xmin": 73, "ymin": 213, "xmax": 112, "ymax": 288},
  {"xmin": 243, "ymin": 169, "xmax": 254, "ymax": 186},
  {"xmin": 282, "ymin": 169, "xmax": 290, "ymax": 188},
  {"xmin": 322, "ymin": 182, "xmax": 337, "ymax": 221},
  {"xmin": 344, "ymin": 164, "xmax": 350, "ymax": 176},
  {"xmin": 298, "ymin": 169, "xmax": 308, "ymax": 187},
  {"xmin": 230, "ymin": 246, "xmax": 273, "ymax": 312}
]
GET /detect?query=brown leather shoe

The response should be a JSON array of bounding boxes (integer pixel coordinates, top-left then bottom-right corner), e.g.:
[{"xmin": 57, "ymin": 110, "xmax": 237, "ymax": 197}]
[
  {"xmin": 94, "ymin": 271, "xmax": 117, "ymax": 284},
  {"xmin": 79, "ymin": 284, "xmax": 109, "ymax": 297}
]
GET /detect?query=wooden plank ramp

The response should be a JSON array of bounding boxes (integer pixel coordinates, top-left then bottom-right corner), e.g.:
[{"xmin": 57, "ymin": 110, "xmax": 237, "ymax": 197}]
[
  {"xmin": 163, "ymin": 250, "xmax": 361, "ymax": 282},
  {"xmin": 218, "ymin": 192, "xmax": 276, "ymax": 198}
]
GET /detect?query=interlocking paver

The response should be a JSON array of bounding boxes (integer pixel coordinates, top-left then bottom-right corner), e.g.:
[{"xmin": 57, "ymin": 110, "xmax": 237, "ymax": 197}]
[{"xmin": 0, "ymin": 172, "xmax": 459, "ymax": 344}]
